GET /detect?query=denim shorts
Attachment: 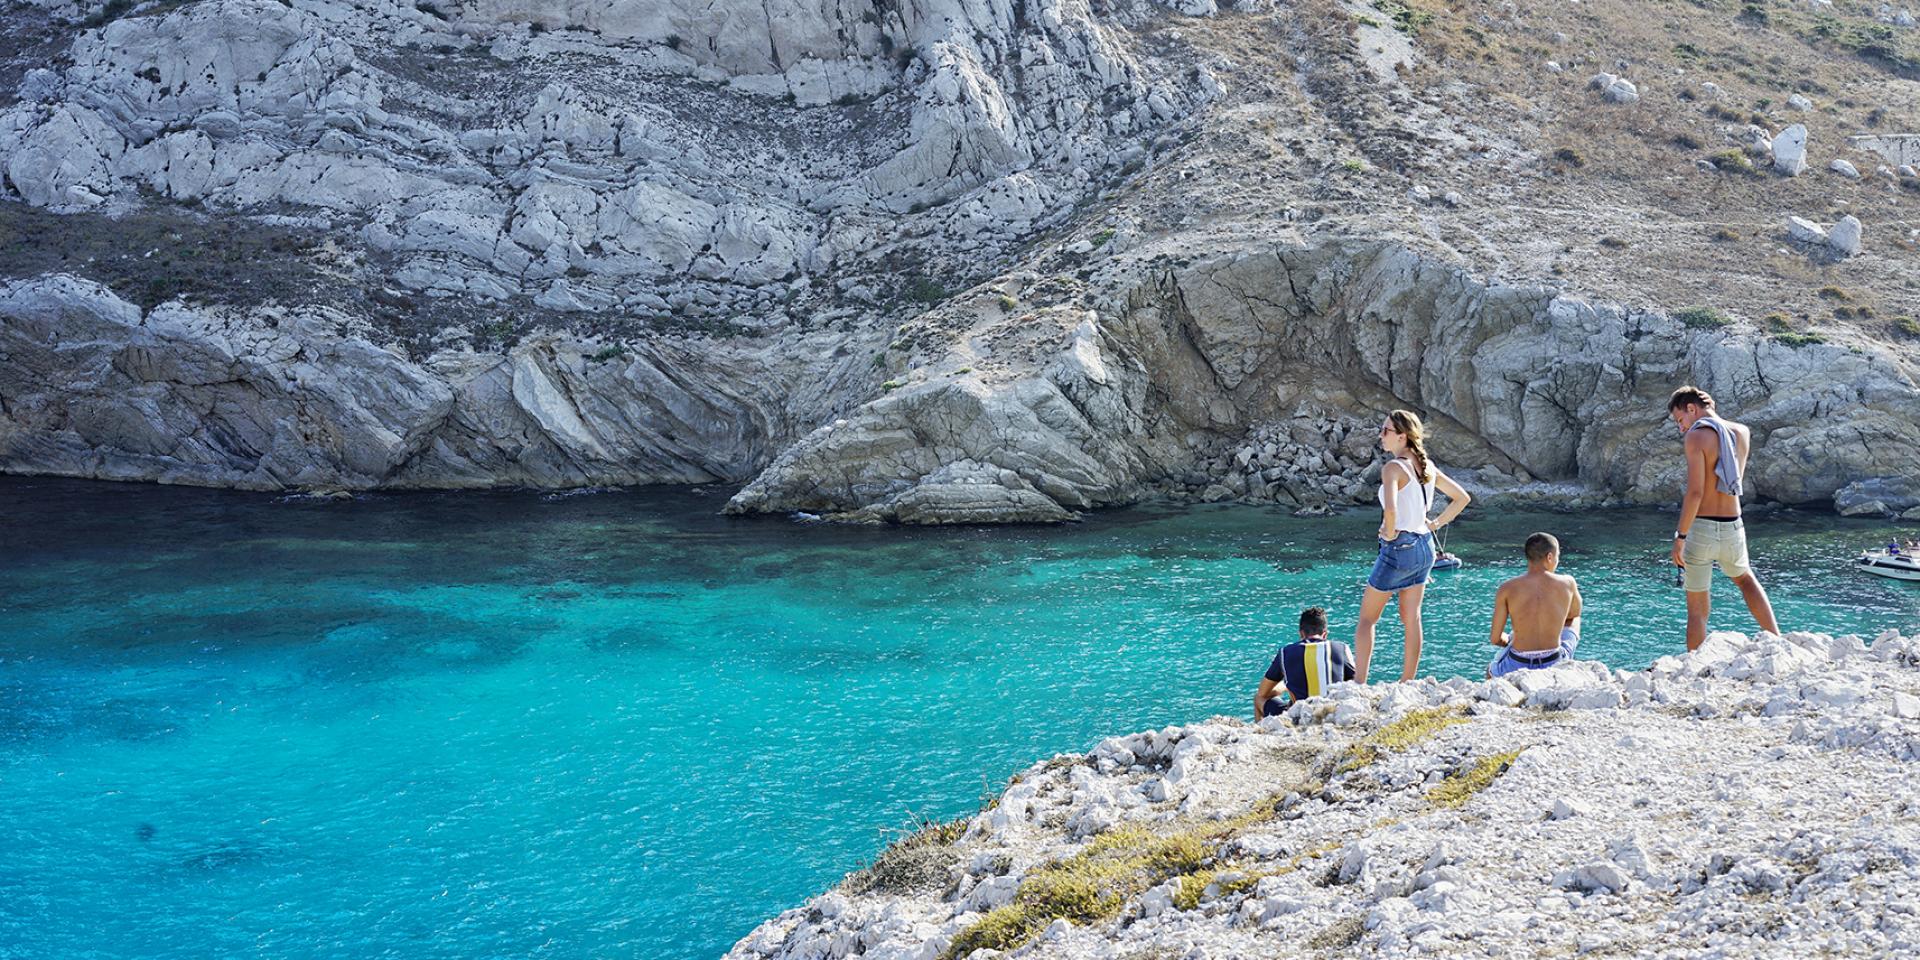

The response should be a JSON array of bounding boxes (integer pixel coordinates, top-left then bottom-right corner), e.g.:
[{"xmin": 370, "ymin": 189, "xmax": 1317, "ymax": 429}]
[{"xmin": 1367, "ymin": 531, "xmax": 1434, "ymax": 593}]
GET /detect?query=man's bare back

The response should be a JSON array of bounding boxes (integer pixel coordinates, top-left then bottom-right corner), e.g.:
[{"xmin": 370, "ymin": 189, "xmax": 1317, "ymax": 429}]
[
  {"xmin": 1491, "ymin": 570, "xmax": 1582, "ymax": 653},
  {"xmin": 1688, "ymin": 417, "xmax": 1750, "ymax": 520}
]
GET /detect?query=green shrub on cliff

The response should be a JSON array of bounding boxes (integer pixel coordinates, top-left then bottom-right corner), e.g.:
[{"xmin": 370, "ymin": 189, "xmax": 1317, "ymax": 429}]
[
  {"xmin": 1708, "ymin": 149, "xmax": 1754, "ymax": 173},
  {"xmin": 903, "ymin": 277, "xmax": 948, "ymax": 303},
  {"xmin": 1674, "ymin": 306, "xmax": 1733, "ymax": 329},
  {"xmin": 844, "ymin": 817, "xmax": 966, "ymax": 895},
  {"xmin": 1771, "ymin": 331, "xmax": 1827, "ymax": 348}
]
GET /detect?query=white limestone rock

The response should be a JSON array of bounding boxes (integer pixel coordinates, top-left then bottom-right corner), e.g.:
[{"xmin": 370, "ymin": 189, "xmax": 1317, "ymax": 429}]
[
  {"xmin": 1586, "ymin": 72, "xmax": 1639, "ymax": 103},
  {"xmin": 1773, "ymin": 124, "xmax": 1809, "ymax": 175},
  {"xmin": 1478, "ymin": 678, "xmax": 1525, "ymax": 707},
  {"xmin": 1894, "ymin": 692, "xmax": 1920, "ymax": 719},
  {"xmin": 1830, "ymin": 158, "xmax": 1860, "ymax": 178},
  {"xmin": 1829, "ymin": 215, "xmax": 1863, "ymax": 257},
  {"xmin": 1554, "ymin": 862, "xmax": 1632, "ymax": 895},
  {"xmin": 962, "ymin": 875, "xmax": 1019, "ymax": 912},
  {"xmin": 1548, "ymin": 798, "xmax": 1587, "ymax": 820},
  {"xmin": 1602, "ymin": 78, "xmax": 1639, "ymax": 104},
  {"xmin": 726, "ymin": 237, "xmax": 1920, "ymax": 522},
  {"xmin": 1140, "ymin": 880, "xmax": 1181, "ymax": 918},
  {"xmin": 1787, "ymin": 215, "xmax": 1829, "ymax": 244}
]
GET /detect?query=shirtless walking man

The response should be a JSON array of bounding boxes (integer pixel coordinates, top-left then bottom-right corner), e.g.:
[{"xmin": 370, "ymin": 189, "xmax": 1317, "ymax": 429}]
[
  {"xmin": 1667, "ymin": 386, "xmax": 1781, "ymax": 650},
  {"xmin": 1488, "ymin": 533, "xmax": 1583, "ymax": 678}
]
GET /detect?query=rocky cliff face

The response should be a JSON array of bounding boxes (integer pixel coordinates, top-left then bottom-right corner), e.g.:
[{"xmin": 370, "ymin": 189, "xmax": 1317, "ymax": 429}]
[
  {"xmin": 727, "ymin": 239, "xmax": 1920, "ymax": 519},
  {"xmin": 0, "ymin": 0, "xmax": 1206, "ymax": 304},
  {"xmin": 2, "ymin": 0, "xmax": 1918, "ymax": 515},
  {"xmin": 0, "ymin": 272, "xmax": 872, "ymax": 487}
]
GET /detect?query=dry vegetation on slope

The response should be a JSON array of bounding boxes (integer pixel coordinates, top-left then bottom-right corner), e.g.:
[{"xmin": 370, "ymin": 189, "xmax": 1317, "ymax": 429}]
[{"xmin": 1084, "ymin": 0, "xmax": 1920, "ymax": 353}]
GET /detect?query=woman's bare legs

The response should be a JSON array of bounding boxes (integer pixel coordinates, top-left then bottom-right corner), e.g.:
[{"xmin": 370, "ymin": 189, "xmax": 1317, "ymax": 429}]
[
  {"xmin": 1353, "ymin": 585, "xmax": 1393, "ymax": 684},
  {"xmin": 1396, "ymin": 582, "xmax": 1428, "ymax": 681}
]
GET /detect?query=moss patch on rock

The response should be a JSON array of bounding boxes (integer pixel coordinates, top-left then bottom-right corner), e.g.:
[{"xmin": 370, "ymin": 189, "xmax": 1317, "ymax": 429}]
[
  {"xmin": 942, "ymin": 793, "xmax": 1292, "ymax": 958},
  {"xmin": 1427, "ymin": 749, "xmax": 1525, "ymax": 808},
  {"xmin": 1336, "ymin": 705, "xmax": 1472, "ymax": 773}
]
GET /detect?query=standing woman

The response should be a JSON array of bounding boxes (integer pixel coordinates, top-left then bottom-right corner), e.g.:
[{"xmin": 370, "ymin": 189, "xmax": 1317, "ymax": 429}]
[{"xmin": 1355, "ymin": 409, "xmax": 1471, "ymax": 683}]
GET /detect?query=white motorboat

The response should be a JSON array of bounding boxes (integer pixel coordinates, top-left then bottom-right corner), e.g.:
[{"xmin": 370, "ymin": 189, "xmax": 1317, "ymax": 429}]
[{"xmin": 1855, "ymin": 549, "xmax": 1920, "ymax": 581}]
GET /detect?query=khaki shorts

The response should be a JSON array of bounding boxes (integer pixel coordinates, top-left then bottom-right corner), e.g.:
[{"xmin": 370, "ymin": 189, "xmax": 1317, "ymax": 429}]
[{"xmin": 1682, "ymin": 518, "xmax": 1751, "ymax": 592}]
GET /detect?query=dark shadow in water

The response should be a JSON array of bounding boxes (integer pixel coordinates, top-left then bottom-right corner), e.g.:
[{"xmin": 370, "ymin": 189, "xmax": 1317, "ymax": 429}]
[
  {"xmin": 179, "ymin": 839, "xmax": 271, "ymax": 873},
  {"xmin": 0, "ymin": 681, "xmax": 180, "ymax": 746},
  {"xmin": 580, "ymin": 626, "xmax": 677, "ymax": 655}
]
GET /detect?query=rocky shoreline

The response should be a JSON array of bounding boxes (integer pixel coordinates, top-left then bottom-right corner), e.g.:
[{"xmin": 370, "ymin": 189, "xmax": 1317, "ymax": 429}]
[
  {"xmin": 727, "ymin": 628, "xmax": 1920, "ymax": 960},
  {"xmin": 14, "ymin": 250, "xmax": 1916, "ymax": 520}
]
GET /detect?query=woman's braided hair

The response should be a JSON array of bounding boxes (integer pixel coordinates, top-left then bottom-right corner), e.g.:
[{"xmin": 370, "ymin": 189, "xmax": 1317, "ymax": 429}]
[{"xmin": 1389, "ymin": 409, "xmax": 1432, "ymax": 485}]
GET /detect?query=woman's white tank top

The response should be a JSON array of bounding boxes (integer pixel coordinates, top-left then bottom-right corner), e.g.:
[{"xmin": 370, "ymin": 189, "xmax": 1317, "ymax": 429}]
[{"xmin": 1379, "ymin": 457, "xmax": 1435, "ymax": 533}]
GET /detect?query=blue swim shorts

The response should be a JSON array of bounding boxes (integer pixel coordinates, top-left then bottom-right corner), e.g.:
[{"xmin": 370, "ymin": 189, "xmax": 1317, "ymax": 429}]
[{"xmin": 1488, "ymin": 628, "xmax": 1582, "ymax": 679}]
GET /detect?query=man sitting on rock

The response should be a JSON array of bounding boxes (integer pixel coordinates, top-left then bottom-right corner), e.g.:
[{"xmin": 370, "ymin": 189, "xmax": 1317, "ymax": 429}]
[
  {"xmin": 1255, "ymin": 606, "xmax": 1356, "ymax": 719},
  {"xmin": 1488, "ymin": 533, "xmax": 1584, "ymax": 678}
]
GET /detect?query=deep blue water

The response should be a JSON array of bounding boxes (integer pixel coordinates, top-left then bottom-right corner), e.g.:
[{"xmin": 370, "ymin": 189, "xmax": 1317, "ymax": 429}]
[{"xmin": 1, "ymin": 478, "xmax": 1915, "ymax": 959}]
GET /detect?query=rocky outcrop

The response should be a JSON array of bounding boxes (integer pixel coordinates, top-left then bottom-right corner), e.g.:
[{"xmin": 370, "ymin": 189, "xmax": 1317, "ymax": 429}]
[
  {"xmin": 0, "ymin": 274, "xmax": 867, "ymax": 488},
  {"xmin": 1851, "ymin": 133, "xmax": 1920, "ymax": 167},
  {"xmin": 1772, "ymin": 123, "xmax": 1809, "ymax": 176},
  {"xmin": 729, "ymin": 628, "xmax": 1920, "ymax": 960},
  {"xmin": 725, "ymin": 308, "xmax": 1155, "ymax": 520},
  {"xmin": 726, "ymin": 240, "xmax": 1920, "ymax": 520}
]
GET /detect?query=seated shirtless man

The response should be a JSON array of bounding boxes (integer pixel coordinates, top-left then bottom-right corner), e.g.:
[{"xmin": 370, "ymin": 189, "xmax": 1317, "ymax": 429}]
[{"xmin": 1487, "ymin": 533, "xmax": 1583, "ymax": 678}]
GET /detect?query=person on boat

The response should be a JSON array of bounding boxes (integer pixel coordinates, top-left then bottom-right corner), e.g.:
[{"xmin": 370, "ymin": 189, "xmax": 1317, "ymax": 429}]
[
  {"xmin": 1667, "ymin": 386, "xmax": 1781, "ymax": 651},
  {"xmin": 1355, "ymin": 409, "xmax": 1472, "ymax": 683},
  {"xmin": 1488, "ymin": 533, "xmax": 1583, "ymax": 678},
  {"xmin": 1255, "ymin": 606, "xmax": 1356, "ymax": 720}
]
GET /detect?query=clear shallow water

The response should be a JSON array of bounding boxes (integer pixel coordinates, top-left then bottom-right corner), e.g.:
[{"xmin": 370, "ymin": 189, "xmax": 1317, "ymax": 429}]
[{"xmin": 2, "ymin": 478, "xmax": 1915, "ymax": 960}]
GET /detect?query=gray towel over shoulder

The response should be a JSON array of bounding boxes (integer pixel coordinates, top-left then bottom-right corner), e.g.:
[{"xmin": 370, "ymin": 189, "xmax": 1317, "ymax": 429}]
[{"xmin": 1690, "ymin": 416, "xmax": 1743, "ymax": 496}]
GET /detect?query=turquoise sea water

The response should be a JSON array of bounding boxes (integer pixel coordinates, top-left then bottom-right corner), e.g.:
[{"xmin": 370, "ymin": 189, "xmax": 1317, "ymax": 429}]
[{"xmin": 2, "ymin": 478, "xmax": 1916, "ymax": 960}]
